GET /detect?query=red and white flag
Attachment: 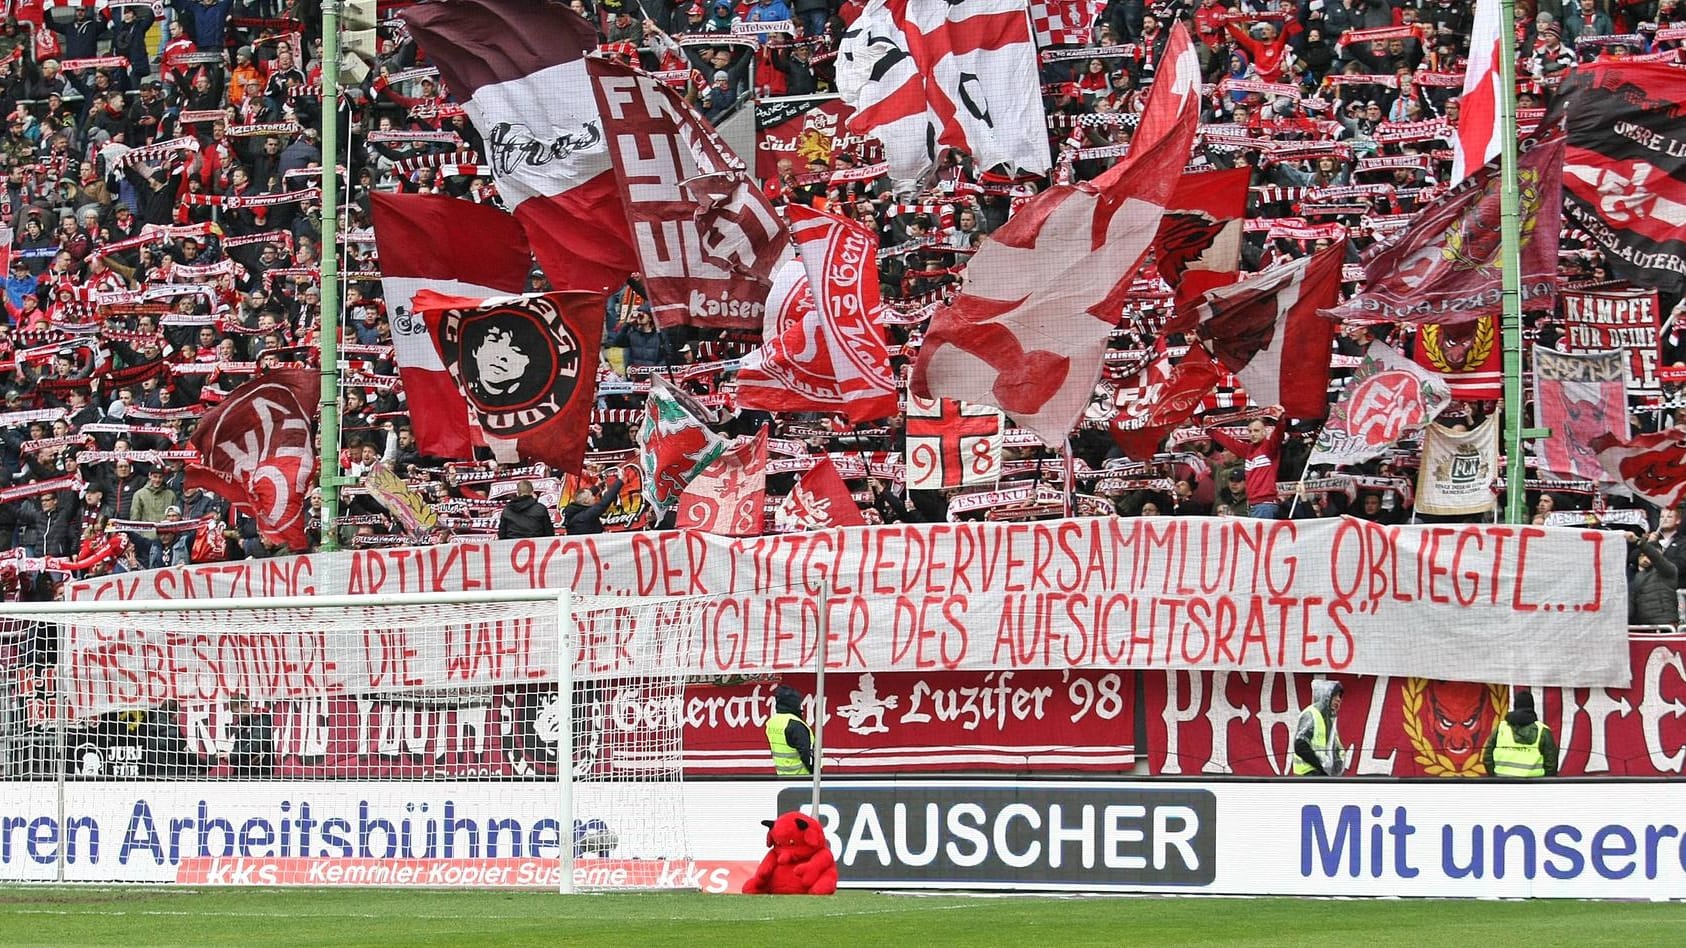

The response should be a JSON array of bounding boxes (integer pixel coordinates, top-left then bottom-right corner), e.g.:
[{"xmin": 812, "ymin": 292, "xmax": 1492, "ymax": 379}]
[
  {"xmin": 1109, "ymin": 343, "xmax": 1226, "ymax": 461},
  {"xmin": 776, "ymin": 455, "xmax": 865, "ymax": 530},
  {"xmin": 1191, "ymin": 239, "xmax": 1345, "ymax": 419},
  {"xmin": 639, "ymin": 376, "xmax": 728, "ymax": 518},
  {"xmin": 911, "ymin": 23, "xmax": 1201, "ymax": 446},
  {"xmin": 1156, "ymin": 167, "xmax": 1250, "ymax": 320},
  {"xmin": 1593, "ymin": 426, "xmax": 1686, "ymax": 509},
  {"xmin": 585, "ymin": 57, "xmax": 789, "ymax": 330},
  {"xmin": 370, "ymin": 193, "xmax": 532, "ymax": 459},
  {"xmin": 411, "ymin": 289, "xmax": 605, "ymax": 472},
  {"xmin": 677, "ymin": 428, "xmax": 768, "ymax": 536},
  {"xmin": 1307, "ymin": 340, "xmax": 1452, "ymax": 468},
  {"xmin": 401, "ymin": 0, "xmax": 636, "ymax": 293},
  {"xmin": 837, "ymin": 0, "xmax": 1051, "ymax": 185},
  {"xmin": 1533, "ymin": 347, "xmax": 1629, "ymax": 485},
  {"xmin": 184, "ymin": 368, "xmax": 318, "ymax": 551},
  {"xmin": 736, "ymin": 204, "xmax": 900, "ymax": 423},
  {"xmin": 1450, "ymin": 0, "xmax": 1502, "ymax": 183},
  {"xmin": 1029, "ymin": 0, "xmax": 1099, "ymax": 47},
  {"xmin": 905, "ymin": 394, "xmax": 1003, "ymax": 489}
]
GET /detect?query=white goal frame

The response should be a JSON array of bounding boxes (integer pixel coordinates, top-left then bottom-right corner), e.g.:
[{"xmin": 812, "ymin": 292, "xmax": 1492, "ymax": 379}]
[{"xmin": 0, "ymin": 588, "xmax": 639, "ymax": 894}]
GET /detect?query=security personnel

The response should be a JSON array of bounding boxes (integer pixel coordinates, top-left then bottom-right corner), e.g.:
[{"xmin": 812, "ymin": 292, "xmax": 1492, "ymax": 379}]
[
  {"xmin": 1292, "ymin": 680, "xmax": 1346, "ymax": 776},
  {"xmin": 765, "ymin": 685, "xmax": 814, "ymax": 777},
  {"xmin": 1483, "ymin": 690, "xmax": 1559, "ymax": 778}
]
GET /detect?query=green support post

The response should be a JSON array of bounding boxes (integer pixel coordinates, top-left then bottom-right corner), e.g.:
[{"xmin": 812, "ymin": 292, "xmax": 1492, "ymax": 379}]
[{"xmin": 318, "ymin": 2, "xmax": 344, "ymax": 551}]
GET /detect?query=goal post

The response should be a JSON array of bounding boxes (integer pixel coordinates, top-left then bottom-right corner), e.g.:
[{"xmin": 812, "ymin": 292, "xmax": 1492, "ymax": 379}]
[{"xmin": 0, "ymin": 589, "xmax": 707, "ymax": 891}]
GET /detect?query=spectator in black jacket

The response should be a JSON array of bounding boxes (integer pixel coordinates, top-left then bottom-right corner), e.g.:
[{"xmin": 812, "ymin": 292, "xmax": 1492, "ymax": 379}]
[
  {"xmin": 1630, "ymin": 530, "xmax": 1681, "ymax": 626},
  {"xmin": 498, "ymin": 480, "xmax": 556, "ymax": 540},
  {"xmin": 563, "ymin": 473, "xmax": 623, "ymax": 535}
]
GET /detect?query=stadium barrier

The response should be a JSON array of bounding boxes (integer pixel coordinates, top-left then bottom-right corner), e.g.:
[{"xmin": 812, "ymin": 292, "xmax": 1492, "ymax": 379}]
[{"xmin": 3, "ymin": 777, "xmax": 1685, "ymax": 898}]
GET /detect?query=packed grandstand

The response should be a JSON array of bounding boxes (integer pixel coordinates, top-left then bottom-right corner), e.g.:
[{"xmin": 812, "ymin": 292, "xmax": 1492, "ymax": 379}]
[{"xmin": 0, "ymin": 0, "xmax": 1681, "ymax": 773}]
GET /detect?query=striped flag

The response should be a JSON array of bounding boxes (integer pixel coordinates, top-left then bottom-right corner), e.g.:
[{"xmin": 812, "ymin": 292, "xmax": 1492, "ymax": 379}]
[
  {"xmin": 1450, "ymin": 0, "xmax": 1503, "ymax": 184},
  {"xmin": 370, "ymin": 193, "xmax": 532, "ymax": 459},
  {"xmin": 401, "ymin": 0, "xmax": 637, "ymax": 293}
]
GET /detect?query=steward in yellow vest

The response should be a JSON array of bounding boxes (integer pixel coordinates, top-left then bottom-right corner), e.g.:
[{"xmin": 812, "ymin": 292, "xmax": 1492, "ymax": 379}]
[
  {"xmin": 1292, "ymin": 680, "xmax": 1346, "ymax": 776},
  {"xmin": 766, "ymin": 684, "xmax": 814, "ymax": 776},
  {"xmin": 1482, "ymin": 690, "xmax": 1558, "ymax": 777}
]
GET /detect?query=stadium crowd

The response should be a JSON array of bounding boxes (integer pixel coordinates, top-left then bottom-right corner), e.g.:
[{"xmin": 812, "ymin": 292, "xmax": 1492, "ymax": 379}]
[{"xmin": 0, "ymin": 0, "xmax": 1681, "ymax": 606}]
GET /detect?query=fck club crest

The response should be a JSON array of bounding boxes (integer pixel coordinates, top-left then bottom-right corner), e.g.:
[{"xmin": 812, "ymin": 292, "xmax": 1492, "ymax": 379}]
[{"xmin": 439, "ymin": 296, "xmax": 581, "ymax": 437}]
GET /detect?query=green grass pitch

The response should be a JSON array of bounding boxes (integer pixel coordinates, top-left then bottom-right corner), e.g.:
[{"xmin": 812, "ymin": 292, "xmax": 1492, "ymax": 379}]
[{"xmin": 1, "ymin": 888, "xmax": 1684, "ymax": 946}]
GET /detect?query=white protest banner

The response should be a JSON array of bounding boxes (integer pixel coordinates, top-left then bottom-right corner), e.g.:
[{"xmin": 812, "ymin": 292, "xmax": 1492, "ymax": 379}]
[{"xmin": 58, "ymin": 517, "xmax": 1629, "ymax": 718}]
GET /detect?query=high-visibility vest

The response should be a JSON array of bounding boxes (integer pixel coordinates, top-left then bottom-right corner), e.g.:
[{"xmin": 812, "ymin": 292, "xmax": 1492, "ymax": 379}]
[
  {"xmin": 1490, "ymin": 721, "xmax": 1547, "ymax": 778},
  {"xmin": 765, "ymin": 711, "xmax": 811, "ymax": 776},
  {"xmin": 1292, "ymin": 706, "xmax": 1339, "ymax": 776}
]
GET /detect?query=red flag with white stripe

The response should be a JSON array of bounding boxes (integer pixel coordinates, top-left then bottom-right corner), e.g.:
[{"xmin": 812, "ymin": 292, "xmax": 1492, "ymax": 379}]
[
  {"xmin": 736, "ymin": 204, "xmax": 900, "ymax": 423},
  {"xmin": 911, "ymin": 23, "xmax": 1201, "ymax": 445},
  {"xmin": 370, "ymin": 193, "xmax": 532, "ymax": 459},
  {"xmin": 677, "ymin": 428, "xmax": 768, "ymax": 536},
  {"xmin": 1191, "ymin": 240, "xmax": 1345, "ymax": 419},
  {"xmin": 1450, "ymin": 0, "xmax": 1502, "ymax": 184},
  {"xmin": 776, "ymin": 455, "xmax": 866, "ymax": 530},
  {"xmin": 401, "ymin": 0, "xmax": 636, "ymax": 293}
]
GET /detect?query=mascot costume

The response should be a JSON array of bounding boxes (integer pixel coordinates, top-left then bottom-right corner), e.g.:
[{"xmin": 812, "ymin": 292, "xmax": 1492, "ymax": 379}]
[{"xmin": 742, "ymin": 811, "xmax": 838, "ymax": 895}]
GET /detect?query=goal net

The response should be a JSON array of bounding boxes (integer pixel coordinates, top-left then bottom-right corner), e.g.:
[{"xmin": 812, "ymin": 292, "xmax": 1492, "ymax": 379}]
[{"xmin": 0, "ymin": 591, "xmax": 707, "ymax": 891}]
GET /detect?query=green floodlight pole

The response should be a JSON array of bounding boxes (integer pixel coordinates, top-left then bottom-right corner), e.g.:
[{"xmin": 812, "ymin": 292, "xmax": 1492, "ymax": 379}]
[
  {"xmin": 1496, "ymin": 0, "xmax": 1543, "ymax": 525},
  {"xmin": 318, "ymin": 1, "xmax": 345, "ymax": 551}
]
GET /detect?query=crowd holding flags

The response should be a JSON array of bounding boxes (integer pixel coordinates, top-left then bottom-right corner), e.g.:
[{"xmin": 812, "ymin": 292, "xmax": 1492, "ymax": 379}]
[{"xmin": 275, "ymin": 0, "xmax": 1686, "ymax": 543}]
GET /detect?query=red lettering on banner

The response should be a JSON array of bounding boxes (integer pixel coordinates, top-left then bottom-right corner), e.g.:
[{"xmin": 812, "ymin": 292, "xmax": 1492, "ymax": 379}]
[{"xmin": 1511, "ymin": 526, "xmax": 1545, "ymax": 612}]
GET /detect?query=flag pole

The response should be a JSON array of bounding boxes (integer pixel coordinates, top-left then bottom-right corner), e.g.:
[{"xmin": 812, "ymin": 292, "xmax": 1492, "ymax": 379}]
[
  {"xmin": 318, "ymin": 2, "xmax": 345, "ymax": 551},
  {"xmin": 1496, "ymin": 0, "xmax": 1534, "ymax": 526}
]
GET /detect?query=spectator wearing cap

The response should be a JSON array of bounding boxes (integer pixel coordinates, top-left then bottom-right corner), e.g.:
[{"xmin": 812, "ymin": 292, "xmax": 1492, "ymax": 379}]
[
  {"xmin": 704, "ymin": 70, "xmax": 738, "ymax": 122},
  {"xmin": 46, "ymin": 6, "xmax": 106, "ymax": 62},
  {"xmin": 4, "ymin": 258, "xmax": 36, "ymax": 310}
]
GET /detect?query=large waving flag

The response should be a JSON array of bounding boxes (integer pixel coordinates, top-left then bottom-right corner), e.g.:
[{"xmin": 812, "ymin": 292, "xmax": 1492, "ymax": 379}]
[
  {"xmin": 185, "ymin": 368, "xmax": 319, "ymax": 551},
  {"xmin": 1191, "ymin": 240, "xmax": 1345, "ymax": 419},
  {"xmin": 837, "ymin": 0, "xmax": 1051, "ymax": 186},
  {"xmin": 411, "ymin": 290, "xmax": 606, "ymax": 472},
  {"xmin": 370, "ymin": 193, "xmax": 532, "ymax": 459},
  {"xmin": 1593, "ymin": 426, "xmax": 1686, "ymax": 509},
  {"xmin": 1327, "ymin": 131, "xmax": 1564, "ymax": 325},
  {"xmin": 585, "ymin": 57, "xmax": 789, "ymax": 330},
  {"xmin": 911, "ymin": 23, "xmax": 1201, "ymax": 446},
  {"xmin": 736, "ymin": 204, "xmax": 900, "ymax": 424},
  {"xmin": 1449, "ymin": 0, "xmax": 1502, "ymax": 183},
  {"xmin": 1308, "ymin": 340, "xmax": 1451, "ymax": 468},
  {"xmin": 776, "ymin": 456, "xmax": 866, "ymax": 531},
  {"xmin": 401, "ymin": 0, "xmax": 636, "ymax": 293},
  {"xmin": 1559, "ymin": 61, "xmax": 1686, "ymax": 295}
]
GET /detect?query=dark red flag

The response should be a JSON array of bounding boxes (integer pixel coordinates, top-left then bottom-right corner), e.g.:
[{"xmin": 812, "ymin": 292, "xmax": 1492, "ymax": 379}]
[
  {"xmin": 585, "ymin": 57, "xmax": 789, "ymax": 330},
  {"xmin": 185, "ymin": 368, "xmax": 319, "ymax": 551}
]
